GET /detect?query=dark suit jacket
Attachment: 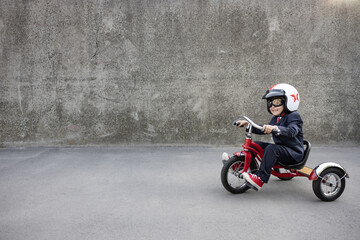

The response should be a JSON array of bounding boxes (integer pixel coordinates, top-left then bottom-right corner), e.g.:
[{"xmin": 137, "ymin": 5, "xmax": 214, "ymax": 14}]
[{"xmin": 252, "ymin": 111, "xmax": 304, "ymax": 162}]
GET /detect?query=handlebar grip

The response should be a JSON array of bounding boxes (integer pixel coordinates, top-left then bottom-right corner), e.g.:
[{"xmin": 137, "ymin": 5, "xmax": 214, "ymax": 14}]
[
  {"xmin": 233, "ymin": 121, "xmax": 244, "ymax": 127},
  {"xmin": 271, "ymin": 128, "xmax": 280, "ymax": 135}
]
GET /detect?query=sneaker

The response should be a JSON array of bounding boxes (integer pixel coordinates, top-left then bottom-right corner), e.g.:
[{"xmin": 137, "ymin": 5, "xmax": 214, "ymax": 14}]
[
  {"xmin": 241, "ymin": 172, "xmax": 264, "ymax": 191},
  {"xmin": 222, "ymin": 152, "xmax": 230, "ymax": 162}
]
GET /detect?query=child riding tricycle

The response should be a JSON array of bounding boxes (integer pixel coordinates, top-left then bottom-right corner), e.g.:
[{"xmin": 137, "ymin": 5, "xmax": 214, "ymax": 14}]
[{"xmin": 220, "ymin": 83, "xmax": 349, "ymax": 201}]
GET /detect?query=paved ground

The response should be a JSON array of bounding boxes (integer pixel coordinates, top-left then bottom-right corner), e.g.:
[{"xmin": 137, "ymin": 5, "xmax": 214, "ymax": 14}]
[{"xmin": 0, "ymin": 145, "xmax": 359, "ymax": 240}]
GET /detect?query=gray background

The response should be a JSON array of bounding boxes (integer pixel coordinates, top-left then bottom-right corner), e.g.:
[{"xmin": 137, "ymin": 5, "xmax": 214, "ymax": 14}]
[{"xmin": 1, "ymin": 0, "xmax": 359, "ymax": 147}]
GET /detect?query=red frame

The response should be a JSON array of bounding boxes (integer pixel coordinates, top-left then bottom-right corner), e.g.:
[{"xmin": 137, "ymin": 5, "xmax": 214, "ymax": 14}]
[{"xmin": 233, "ymin": 136, "xmax": 317, "ymax": 180}]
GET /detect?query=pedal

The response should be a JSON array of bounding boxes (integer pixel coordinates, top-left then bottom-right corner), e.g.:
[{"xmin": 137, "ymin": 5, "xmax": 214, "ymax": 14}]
[{"xmin": 245, "ymin": 181, "xmax": 258, "ymax": 191}]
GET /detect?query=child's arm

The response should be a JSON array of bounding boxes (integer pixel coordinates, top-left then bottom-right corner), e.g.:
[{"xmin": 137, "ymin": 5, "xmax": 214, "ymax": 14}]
[{"xmin": 277, "ymin": 113, "xmax": 303, "ymax": 138}]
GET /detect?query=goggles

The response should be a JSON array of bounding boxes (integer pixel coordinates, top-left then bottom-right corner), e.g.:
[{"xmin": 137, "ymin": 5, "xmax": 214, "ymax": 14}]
[{"xmin": 267, "ymin": 98, "xmax": 284, "ymax": 108}]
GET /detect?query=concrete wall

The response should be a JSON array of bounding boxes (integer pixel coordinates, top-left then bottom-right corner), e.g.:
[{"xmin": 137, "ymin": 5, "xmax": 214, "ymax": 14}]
[{"xmin": 1, "ymin": 0, "xmax": 359, "ymax": 146}]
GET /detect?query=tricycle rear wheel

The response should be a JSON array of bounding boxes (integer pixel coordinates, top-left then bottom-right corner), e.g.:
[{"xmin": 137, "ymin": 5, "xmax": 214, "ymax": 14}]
[{"xmin": 312, "ymin": 167, "xmax": 346, "ymax": 201}]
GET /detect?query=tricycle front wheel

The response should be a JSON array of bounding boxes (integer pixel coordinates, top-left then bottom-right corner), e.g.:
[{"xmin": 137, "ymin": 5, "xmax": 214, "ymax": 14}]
[
  {"xmin": 221, "ymin": 156, "xmax": 257, "ymax": 194},
  {"xmin": 312, "ymin": 167, "xmax": 346, "ymax": 201}
]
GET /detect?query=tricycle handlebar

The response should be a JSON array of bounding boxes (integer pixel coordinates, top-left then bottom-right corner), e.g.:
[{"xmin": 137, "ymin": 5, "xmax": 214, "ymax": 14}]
[
  {"xmin": 233, "ymin": 116, "xmax": 265, "ymax": 131},
  {"xmin": 233, "ymin": 116, "xmax": 280, "ymax": 135},
  {"xmin": 243, "ymin": 116, "xmax": 265, "ymax": 131}
]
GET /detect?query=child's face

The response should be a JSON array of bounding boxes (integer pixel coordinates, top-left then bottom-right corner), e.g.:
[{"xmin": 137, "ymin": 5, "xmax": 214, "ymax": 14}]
[{"xmin": 270, "ymin": 104, "xmax": 284, "ymax": 116}]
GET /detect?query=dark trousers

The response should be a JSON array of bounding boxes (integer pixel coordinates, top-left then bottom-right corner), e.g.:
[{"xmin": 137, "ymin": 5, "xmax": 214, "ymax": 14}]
[{"xmin": 254, "ymin": 141, "xmax": 297, "ymax": 183}]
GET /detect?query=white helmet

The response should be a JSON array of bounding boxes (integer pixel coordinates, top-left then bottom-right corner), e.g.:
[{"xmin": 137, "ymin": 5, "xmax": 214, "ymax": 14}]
[{"xmin": 262, "ymin": 83, "xmax": 300, "ymax": 113}]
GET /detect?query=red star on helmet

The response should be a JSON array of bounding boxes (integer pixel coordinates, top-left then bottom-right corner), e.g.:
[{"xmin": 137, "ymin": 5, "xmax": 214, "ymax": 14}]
[{"xmin": 290, "ymin": 93, "xmax": 299, "ymax": 102}]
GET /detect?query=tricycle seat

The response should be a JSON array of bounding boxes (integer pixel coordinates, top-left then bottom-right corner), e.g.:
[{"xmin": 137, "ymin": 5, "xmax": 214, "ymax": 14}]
[{"xmin": 278, "ymin": 140, "xmax": 311, "ymax": 170}]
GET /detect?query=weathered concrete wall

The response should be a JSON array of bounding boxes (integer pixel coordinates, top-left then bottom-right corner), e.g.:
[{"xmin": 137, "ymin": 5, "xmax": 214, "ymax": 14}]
[{"xmin": 0, "ymin": 0, "xmax": 359, "ymax": 146}]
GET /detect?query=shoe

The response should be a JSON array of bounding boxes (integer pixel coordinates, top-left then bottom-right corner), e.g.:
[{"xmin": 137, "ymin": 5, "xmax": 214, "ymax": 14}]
[
  {"xmin": 222, "ymin": 152, "xmax": 230, "ymax": 161},
  {"xmin": 241, "ymin": 172, "xmax": 264, "ymax": 191},
  {"xmin": 222, "ymin": 152, "xmax": 230, "ymax": 165}
]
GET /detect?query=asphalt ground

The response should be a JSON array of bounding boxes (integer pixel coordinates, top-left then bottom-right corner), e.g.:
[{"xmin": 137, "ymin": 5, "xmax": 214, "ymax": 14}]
[{"xmin": 0, "ymin": 145, "xmax": 359, "ymax": 240}]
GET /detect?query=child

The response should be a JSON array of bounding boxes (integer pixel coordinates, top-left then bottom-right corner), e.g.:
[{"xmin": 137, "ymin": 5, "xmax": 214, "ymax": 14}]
[{"xmin": 236, "ymin": 83, "xmax": 304, "ymax": 190}]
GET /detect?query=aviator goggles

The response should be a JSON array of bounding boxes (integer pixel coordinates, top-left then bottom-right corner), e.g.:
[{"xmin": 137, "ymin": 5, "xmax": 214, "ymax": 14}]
[{"xmin": 267, "ymin": 98, "xmax": 284, "ymax": 108}]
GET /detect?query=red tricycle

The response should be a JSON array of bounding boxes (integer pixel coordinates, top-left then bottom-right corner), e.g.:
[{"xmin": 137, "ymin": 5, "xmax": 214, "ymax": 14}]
[{"xmin": 221, "ymin": 116, "xmax": 349, "ymax": 201}]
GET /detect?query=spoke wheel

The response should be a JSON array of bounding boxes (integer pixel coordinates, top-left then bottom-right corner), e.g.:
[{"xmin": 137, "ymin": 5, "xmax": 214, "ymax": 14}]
[
  {"xmin": 221, "ymin": 156, "xmax": 257, "ymax": 194},
  {"xmin": 312, "ymin": 168, "xmax": 346, "ymax": 201}
]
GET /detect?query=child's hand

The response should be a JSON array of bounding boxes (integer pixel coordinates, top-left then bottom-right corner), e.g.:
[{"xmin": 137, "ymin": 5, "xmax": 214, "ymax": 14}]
[
  {"xmin": 236, "ymin": 120, "xmax": 249, "ymax": 128},
  {"xmin": 263, "ymin": 125, "xmax": 277, "ymax": 134}
]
